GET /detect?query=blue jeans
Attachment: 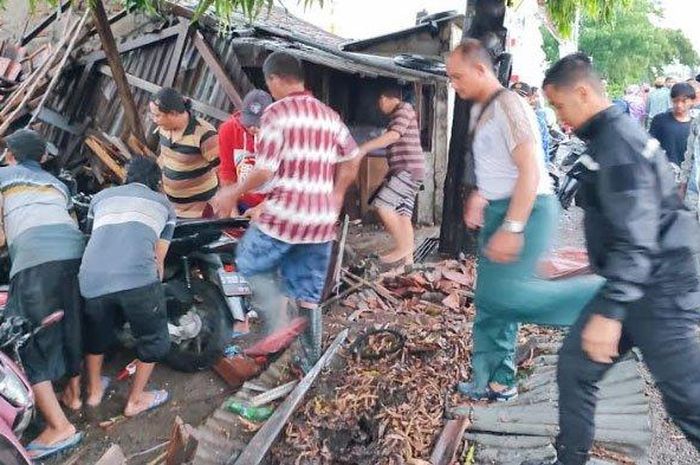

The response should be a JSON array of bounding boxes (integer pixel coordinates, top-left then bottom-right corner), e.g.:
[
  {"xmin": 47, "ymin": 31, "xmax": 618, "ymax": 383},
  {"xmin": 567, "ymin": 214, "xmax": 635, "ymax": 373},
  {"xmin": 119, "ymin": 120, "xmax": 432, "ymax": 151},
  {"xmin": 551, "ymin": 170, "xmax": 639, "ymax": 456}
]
[{"xmin": 237, "ymin": 225, "xmax": 332, "ymax": 304}]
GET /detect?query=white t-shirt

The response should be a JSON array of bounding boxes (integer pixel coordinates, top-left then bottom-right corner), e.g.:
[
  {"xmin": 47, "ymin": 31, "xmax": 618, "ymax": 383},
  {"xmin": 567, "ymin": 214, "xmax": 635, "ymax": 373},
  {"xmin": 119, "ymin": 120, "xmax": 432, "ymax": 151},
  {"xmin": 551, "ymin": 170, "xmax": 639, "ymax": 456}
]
[{"xmin": 470, "ymin": 91, "xmax": 553, "ymax": 201}]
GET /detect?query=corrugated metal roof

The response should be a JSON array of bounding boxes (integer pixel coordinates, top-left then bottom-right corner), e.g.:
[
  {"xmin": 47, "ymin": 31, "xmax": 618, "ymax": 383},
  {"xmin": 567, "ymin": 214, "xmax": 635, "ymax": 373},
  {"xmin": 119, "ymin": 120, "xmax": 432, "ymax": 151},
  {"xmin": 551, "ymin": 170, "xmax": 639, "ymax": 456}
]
[
  {"xmin": 227, "ymin": 36, "xmax": 440, "ymax": 82},
  {"xmin": 341, "ymin": 12, "xmax": 464, "ymax": 52},
  {"xmin": 176, "ymin": 0, "xmax": 344, "ymax": 47}
]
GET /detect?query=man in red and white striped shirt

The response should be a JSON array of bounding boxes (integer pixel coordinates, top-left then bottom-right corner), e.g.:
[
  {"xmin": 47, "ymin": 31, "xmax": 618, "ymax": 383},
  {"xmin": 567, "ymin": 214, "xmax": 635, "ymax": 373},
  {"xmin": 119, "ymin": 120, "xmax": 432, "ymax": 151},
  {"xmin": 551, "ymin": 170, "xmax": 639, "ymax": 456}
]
[{"xmin": 211, "ymin": 52, "xmax": 361, "ymax": 366}]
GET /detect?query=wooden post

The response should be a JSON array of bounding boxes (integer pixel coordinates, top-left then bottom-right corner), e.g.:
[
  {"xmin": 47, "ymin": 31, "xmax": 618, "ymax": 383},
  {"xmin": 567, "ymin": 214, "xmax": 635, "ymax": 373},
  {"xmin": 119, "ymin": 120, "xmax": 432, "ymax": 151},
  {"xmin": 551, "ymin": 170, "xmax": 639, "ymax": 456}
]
[
  {"xmin": 90, "ymin": 0, "xmax": 146, "ymax": 144},
  {"xmin": 438, "ymin": 0, "xmax": 507, "ymax": 256}
]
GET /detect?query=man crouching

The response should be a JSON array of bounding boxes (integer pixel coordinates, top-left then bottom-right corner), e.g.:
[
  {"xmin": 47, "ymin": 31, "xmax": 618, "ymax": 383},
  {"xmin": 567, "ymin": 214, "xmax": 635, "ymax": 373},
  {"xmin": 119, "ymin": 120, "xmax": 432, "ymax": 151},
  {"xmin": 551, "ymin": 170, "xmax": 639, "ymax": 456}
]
[
  {"xmin": 79, "ymin": 157, "xmax": 175, "ymax": 418},
  {"xmin": 0, "ymin": 129, "xmax": 85, "ymax": 459}
]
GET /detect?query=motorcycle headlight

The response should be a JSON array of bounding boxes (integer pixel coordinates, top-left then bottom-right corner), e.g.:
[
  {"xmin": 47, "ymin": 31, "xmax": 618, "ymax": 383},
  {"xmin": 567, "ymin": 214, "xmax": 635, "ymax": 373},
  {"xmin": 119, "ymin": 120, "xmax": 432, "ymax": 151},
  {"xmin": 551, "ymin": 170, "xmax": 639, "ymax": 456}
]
[{"xmin": 0, "ymin": 370, "xmax": 30, "ymax": 408}]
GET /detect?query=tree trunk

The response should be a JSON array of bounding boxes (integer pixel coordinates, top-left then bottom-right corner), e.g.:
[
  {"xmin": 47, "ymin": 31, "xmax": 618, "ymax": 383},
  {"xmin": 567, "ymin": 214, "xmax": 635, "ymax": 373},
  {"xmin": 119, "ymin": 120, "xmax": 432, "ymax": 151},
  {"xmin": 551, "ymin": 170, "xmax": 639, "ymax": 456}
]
[
  {"xmin": 91, "ymin": 0, "xmax": 146, "ymax": 144},
  {"xmin": 438, "ymin": 0, "xmax": 508, "ymax": 257}
]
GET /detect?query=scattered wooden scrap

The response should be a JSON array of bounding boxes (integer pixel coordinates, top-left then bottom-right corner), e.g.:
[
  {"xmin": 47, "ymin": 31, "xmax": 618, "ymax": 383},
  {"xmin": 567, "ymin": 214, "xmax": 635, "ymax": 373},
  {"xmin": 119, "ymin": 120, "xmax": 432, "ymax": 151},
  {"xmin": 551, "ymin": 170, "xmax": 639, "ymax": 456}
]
[
  {"xmin": 165, "ymin": 416, "xmax": 198, "ymax": 465},
  {"xmin": 231, "ymin": 329, "xmax": 349, "ymax": 465},
  {"xmin": 84, "ymin": 130, "xmax": 136, "ymax": 183},
  {"xmin": 95, "ymin": 444, "xmax": 127, "ymax": 465},
  {"xmin": 0, "ymin": 14, "xmax": 88, "ymax": 136},
  {"xmin": 99, "ymin": 414, "xmax": 127, "ymax": 431},
  {"xmin": 430, "ymin": 416, "xmax": 471, "ymax": 465},
  {"xmin": 249, "ymin": 380, "xmax": 298, "ymax": 408}
]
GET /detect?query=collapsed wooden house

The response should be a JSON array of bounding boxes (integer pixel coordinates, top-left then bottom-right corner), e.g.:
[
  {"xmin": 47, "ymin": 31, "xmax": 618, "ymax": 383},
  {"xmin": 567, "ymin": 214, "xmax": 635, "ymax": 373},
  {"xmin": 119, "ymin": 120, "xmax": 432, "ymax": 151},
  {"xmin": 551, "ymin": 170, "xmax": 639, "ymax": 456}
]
[{"xmin": 10, "ymin": 2, "xmax": 453, "ymax": 225}]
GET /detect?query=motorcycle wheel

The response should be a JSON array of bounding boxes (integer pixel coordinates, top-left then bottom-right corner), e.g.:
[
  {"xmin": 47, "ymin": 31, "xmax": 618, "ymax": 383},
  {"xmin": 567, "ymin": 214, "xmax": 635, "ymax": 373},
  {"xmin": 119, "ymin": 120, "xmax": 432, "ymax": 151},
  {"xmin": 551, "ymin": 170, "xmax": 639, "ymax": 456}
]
[{"xmin": 164, "ymin": 279, "xmax": 229, "ymax": 373}]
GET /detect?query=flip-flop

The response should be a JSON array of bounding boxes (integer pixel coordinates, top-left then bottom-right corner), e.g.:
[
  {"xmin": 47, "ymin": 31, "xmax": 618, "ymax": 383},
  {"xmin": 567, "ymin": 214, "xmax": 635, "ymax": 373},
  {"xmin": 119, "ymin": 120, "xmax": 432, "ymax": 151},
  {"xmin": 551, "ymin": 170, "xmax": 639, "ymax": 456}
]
[
  {"xmin": 27, "ymin": 431, "xmax": 84, "ymax": 460},
  {"xmin": 125, "ymin": 389, "xmax": 169, "ymax": 418}
]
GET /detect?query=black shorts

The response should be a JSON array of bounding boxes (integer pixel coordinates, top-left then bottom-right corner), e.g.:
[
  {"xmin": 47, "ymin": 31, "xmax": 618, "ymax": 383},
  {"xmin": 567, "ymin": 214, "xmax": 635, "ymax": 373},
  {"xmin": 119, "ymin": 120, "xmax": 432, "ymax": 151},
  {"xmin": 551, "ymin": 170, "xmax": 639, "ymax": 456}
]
[
  {"xmin": 6, "ymin": 259, "xmax": 83, "ymax": 385},
  {"xmin": 84, "ymin": 283, "xmax": 170, "ymax": 363}
]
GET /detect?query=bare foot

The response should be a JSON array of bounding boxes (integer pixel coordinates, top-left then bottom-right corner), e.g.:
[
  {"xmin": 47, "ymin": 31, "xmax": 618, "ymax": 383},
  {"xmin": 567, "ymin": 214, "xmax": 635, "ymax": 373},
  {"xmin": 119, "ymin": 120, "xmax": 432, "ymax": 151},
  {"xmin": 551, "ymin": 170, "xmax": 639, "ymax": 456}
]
[
  {"xmin": 124, "ymin": 390, "xmax": 168, "ymax": 417},
  {"xmin": 86, "ymin": 379, "xmax": 108, "ymax": 408},
  {"xmin": 30, "ymin": 423, "xmax": 77, "ymax": 449},
  {"xmin": 60, "ymin": 390, "xmax": 82, "ymax": 411}
]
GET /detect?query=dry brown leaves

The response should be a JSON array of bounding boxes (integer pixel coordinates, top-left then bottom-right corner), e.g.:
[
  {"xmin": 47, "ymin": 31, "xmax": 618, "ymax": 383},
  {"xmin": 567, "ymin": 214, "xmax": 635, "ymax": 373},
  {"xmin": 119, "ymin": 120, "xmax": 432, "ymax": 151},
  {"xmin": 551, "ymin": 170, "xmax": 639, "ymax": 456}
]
[{"xmin": 273, "ymin": 260, "xmax": 477, "ymax": 465}]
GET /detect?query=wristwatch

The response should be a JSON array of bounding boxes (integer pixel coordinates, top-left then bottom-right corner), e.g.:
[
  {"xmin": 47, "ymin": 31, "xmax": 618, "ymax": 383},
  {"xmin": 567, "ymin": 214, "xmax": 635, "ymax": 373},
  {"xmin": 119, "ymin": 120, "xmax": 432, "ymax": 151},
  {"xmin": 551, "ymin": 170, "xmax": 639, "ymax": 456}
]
[{"xmin": 500, "ymin": 219, "xmax": 525, "ymax": 234}]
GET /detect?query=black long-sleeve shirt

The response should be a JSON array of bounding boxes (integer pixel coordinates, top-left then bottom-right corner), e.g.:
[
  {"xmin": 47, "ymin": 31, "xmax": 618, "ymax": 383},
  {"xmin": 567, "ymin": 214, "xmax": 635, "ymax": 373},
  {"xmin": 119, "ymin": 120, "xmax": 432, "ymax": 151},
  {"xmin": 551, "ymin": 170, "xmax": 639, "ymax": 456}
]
[{"xmin": 575, "ymin": 106, "xmax": 700, "ymax": 320}]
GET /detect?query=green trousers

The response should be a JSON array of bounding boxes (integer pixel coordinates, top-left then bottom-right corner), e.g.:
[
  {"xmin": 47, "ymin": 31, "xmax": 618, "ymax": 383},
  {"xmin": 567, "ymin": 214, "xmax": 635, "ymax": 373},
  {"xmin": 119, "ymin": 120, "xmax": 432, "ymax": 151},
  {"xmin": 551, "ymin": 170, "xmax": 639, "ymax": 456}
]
[{"xmin": 471, "ymin": 195, "xmax": 604, "ymax": 390}]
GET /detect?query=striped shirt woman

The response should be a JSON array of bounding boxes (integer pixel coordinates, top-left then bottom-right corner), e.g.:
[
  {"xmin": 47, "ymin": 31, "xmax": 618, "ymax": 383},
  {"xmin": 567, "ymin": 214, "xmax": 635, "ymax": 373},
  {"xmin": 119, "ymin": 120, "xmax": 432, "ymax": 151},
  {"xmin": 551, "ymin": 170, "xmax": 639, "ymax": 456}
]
[{"xmin": 149, "ymin": 88, "xmax": 220, "ymax": 218}]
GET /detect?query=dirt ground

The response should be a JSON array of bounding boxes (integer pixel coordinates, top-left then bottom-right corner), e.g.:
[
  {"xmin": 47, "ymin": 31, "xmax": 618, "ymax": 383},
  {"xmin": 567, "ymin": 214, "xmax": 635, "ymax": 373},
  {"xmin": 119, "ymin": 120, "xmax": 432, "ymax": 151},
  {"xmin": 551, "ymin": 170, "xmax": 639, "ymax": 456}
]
[
  {"xmin": 40, "ymin": 348, "xmax": 229, "ymax": 465},
  {"xmin": 30, "ymin": 212, "xmax": 697, "ymax": 465}
]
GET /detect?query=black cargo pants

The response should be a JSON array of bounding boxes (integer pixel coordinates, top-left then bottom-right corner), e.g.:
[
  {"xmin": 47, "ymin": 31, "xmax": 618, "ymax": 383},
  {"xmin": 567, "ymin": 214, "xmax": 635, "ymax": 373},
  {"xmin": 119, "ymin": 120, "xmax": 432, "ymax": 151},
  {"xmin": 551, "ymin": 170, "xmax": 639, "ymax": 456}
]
[{"xmin": 555, "ymin": 294, "xmax": 700, "ymax": 464}]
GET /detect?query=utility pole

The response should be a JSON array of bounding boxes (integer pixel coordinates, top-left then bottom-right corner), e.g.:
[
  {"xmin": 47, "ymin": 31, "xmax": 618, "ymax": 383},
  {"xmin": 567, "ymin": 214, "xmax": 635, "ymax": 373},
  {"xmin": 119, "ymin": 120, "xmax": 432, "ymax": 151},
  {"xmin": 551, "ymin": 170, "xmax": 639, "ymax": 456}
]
[
  {"xmin": 439, "ymin": 0, "xmax": 509, "ymax": 256},
  {"xmin": 91, "ymin": 0, "xmax": 147, "ymax": 144}
]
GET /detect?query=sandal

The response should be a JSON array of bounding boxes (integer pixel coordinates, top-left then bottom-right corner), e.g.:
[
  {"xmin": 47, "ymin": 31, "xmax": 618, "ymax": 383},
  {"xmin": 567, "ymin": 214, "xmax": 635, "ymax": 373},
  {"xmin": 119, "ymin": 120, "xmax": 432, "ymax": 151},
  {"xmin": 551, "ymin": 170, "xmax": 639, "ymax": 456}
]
[
  {"xmin": 27, "ymin": 431, "xmax": 84, "ymax": 460},
  {"xmin": 125, "ymin": 389, "xmax": 169, "ymax": 418}
]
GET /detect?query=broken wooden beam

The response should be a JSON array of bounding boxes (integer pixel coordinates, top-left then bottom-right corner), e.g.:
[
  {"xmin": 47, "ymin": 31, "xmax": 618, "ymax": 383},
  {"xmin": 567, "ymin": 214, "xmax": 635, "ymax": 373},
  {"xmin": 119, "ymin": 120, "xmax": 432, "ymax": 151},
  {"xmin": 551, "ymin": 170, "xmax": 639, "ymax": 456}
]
[
  {"xmin": 192, "ymin": 30, "xmax": 244, "ymax": 109},
  {"xmin": 95, "ymin": 65, "xmax": 231, "ymax": 122},
  {"xmin": 84, "ymin": 8, "xmax": 129, "ymax": 40},
  {"xmin": 85, "ymin": 135, "xmax": 127, "ymax": 182},
  {"xmin": 79, "ymin": 24, "xmax": 186, "ymax": 65},
  {"xmin": 28, "ymin": 10, "xmax": 89, "ymax": 126},
  {"xmin": 91, "ymin": 0, "xmax": 146, "ymax": 144},
  {"xmin": 20, "ymin": 0, "xmax": 71, "ymax": 46},
  {"xmin": 231, "ymin": 329, "xmax": 349, "ymax": 465},
  {"xmin": 430, "ymin": 416, "xmax": 470, "ymax": 465}
]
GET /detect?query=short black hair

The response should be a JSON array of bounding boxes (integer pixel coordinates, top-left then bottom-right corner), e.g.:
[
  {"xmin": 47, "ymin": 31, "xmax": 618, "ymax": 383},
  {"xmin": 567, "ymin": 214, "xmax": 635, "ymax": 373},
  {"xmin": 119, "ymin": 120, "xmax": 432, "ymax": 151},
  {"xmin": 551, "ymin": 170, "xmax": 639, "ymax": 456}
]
[
  {"xmin": 543, "ymin": 52, "xmax": 604, "ymax": 93},
  {"xmin": 126, "ymin": 156, "xmax": 161, "ymax": 191},
  {"xmin": 671, "ymin": 82, "xmax": 696, "ymax": 100},
  {"xmin": 452, "ymin": 38, "xmax": 494, "ymax": 69},
  {"xmin": 152, "ymin": 87, "xmax": 190, "ymax": 113},
  {"xmin": 379, "ymin": 83, "xmax": 403, "ymax": 100},
  {"xmin": 262, "ymin": 52, "xmax": 304, "ymax": 83}
]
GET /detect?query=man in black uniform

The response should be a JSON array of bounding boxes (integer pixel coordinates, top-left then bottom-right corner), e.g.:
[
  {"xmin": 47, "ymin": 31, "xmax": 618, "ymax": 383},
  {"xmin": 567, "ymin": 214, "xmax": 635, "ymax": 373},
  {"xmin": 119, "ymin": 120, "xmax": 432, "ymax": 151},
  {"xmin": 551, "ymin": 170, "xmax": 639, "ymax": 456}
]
[{"xmin": 524, "ymin": 53, "xmax": 700, "ymax": 465}]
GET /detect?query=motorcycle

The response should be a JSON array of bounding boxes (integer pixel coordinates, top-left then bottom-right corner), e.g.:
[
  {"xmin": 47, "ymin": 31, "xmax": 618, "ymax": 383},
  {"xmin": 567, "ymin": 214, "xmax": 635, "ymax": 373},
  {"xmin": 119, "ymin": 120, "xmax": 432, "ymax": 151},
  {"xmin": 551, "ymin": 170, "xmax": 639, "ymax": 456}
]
[
  {"xmin": 157, "ymin": 217, "xmax": 252, "ymax": 372},
  {"xmin": 72, "ymin": 192, "xmax": 253, "ymax": 372},
  {"xmin": 0, "ymin": 290, "xmax": 64, "ymax": 465}
]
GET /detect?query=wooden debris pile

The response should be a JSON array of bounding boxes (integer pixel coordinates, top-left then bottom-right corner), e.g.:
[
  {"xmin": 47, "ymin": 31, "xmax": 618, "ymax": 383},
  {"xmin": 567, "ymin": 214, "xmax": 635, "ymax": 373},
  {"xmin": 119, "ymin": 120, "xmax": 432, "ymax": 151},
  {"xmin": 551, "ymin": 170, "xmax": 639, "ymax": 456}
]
[
  {"xmin": 0, "ymin": 12, "xmax": 89, "ymax": 137},
  {"xmin": 271, "ymin": 260, "xmax": 477, "ymax": 465}
]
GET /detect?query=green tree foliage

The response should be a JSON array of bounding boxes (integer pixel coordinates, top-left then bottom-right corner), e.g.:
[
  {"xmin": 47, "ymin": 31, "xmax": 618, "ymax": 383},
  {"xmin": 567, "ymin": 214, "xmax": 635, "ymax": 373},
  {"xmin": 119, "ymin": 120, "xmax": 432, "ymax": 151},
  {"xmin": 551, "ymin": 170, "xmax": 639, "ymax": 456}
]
[
  {"xmin": 545, "ymin": 0, "xmax": 631, "ymax": 37},
  {"xmin": 576, "ymin": 0, "xmax": 698, "ymax": 96},
  {"xmin": 540, "ymin": 26, "xmax": 560, "ymax": 65}
]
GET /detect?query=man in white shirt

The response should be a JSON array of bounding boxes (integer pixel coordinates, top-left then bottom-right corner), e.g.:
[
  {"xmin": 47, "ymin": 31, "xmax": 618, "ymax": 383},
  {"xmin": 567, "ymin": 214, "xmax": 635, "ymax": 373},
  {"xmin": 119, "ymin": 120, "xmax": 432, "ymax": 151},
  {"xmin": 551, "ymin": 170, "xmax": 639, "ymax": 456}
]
[{"xmin": 446, "ymin": 39, "xmax": 603, "ymax": 402}]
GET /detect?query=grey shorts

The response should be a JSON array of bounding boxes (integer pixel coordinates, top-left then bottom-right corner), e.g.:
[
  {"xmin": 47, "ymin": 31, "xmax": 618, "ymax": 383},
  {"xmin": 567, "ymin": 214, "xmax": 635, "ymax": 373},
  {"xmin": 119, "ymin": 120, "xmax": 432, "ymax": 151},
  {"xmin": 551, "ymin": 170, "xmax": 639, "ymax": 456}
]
[{"xmin": 372, "ymin": 171, "xmax": 421, "ymax": 217}]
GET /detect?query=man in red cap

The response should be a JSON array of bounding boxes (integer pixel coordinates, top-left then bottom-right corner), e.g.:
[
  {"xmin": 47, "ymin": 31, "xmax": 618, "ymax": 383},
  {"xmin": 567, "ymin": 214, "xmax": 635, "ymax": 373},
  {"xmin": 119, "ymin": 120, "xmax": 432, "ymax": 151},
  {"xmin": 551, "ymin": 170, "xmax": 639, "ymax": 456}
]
[{"xmin": 218, "ymin": 90, "xmax": 273, "ymax": 217}]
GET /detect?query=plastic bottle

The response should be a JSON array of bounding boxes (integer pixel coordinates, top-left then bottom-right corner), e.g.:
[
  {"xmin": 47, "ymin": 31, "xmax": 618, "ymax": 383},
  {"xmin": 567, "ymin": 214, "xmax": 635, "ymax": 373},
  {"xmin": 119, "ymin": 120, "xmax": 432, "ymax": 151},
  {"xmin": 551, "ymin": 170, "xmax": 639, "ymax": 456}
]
[{"xmin": 227, "ymin": 400, "xmax": 274, "ymax": 422}]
